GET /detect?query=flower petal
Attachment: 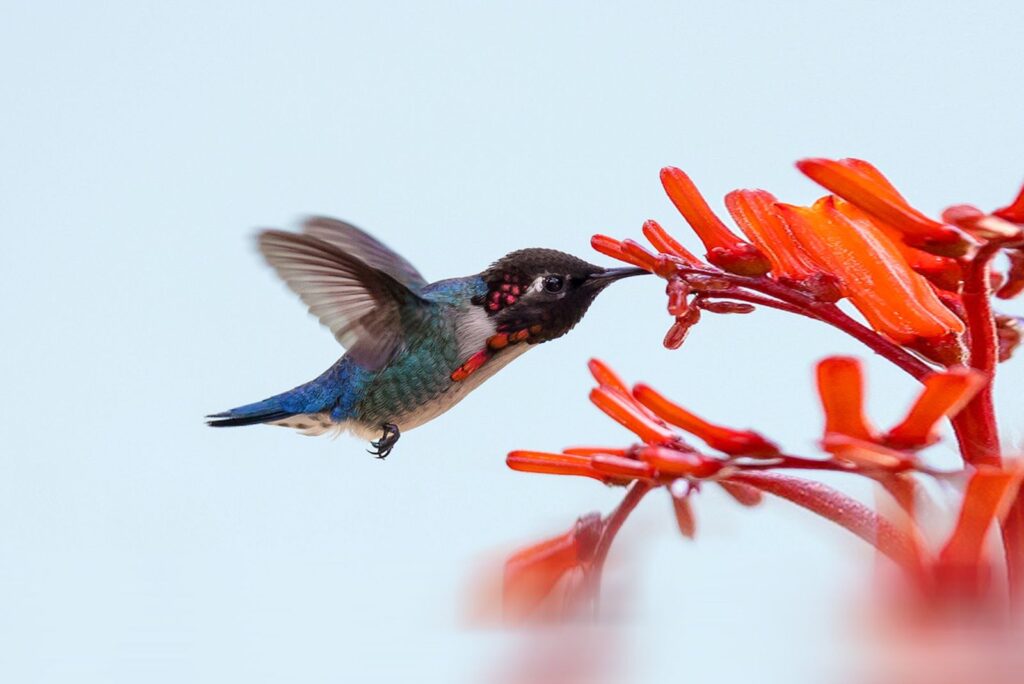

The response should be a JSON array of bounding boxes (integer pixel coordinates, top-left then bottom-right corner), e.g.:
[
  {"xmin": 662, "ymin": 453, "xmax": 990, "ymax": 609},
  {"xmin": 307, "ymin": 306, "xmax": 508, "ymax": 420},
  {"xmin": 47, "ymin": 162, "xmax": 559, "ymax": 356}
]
[
  {"xmin": 660, "ymin": 167, "xmax": 771, "ymax": 275},
  {"xmin": 641, "ymin": 219, "xmax": 703, "ymax": 266},
  {"xmin": 590, "ymin": 386, "xmax": 678, "ymax": 444},
  {"xmin": 506, "ymin": 450, "xmax": 608, "ymax": 482},
  {"xmin": 724, "ymin": 189, "xmax": 820, "ymax": 281},
  {"xmin": 884, "ymin": 368, "xmax": 987, "ymax": 449},
  {"xmin": 796, "ymin": 158, "xmax": 972, "ymax": 256},
  {"xmin": 633, "ymin": 383, "xmax": 780, "ymax": 456},
  {"xmin": 816, "ymin": 356, "xmax": 876, "ymax": 441},
  {"xmin": 777, "ymin": 198, "xmax": 965, "ymax": 344}
]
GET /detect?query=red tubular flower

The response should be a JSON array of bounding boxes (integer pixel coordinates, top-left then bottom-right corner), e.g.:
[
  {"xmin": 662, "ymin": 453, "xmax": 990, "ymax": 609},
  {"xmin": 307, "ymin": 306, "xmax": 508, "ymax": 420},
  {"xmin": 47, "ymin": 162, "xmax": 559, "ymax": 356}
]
[
  {"xmin": 777, "ymin": 197, "xmax": 965, "ymax": 345},
  {"xmin": 884, "ymin": 368, "xmax": 987, "ymax": 449},
  {"xmin": 636, "ymin": 446, "xmax": 723, "ymax": 478},
  {"xmin": 659, "ymin": 166, "xmax": 772, "ymax": 276},
  {"xmin": 590, "ymin": 386, "xmax": 678, "ymax": 444},
  {"xmin": 503, "ymin": 513, "xmax": 602, "ymax": 620},
  {"xmin": 590, "ymin": 454, "xmax": 656, "ymax": 481},
  {"xmin": 796, "ymin": 158, "xmax": 972, "ymax": 256},
  {"xmin": 816, "ymin": 356, "xmax": 876, "ymax": 441},
  {"xmin": 993, "ymin": 182, "xmax": 1024, "ymax": 224},
  {"xmin": 587, "ymin": 357, "xmax": 632, "ymax": 396},
  {"xmin": 936, "ymin": 466, "xmax": 1024, "ymax": 591},
  {"xmin": 641, "ymin": 219, "xmax": 703, "ymax": 266},
  {"xmin": 591, "ymin": 234, "xmax": 657, "ymax": 271},
  {"xmin": 633, "ymin": 383, "xmax": 780, "ymax": 456},
  {"xmin": 506, "ymin": 450, "xmax": 609, "ymax": 483},
  {"xmin": 724, "ymin": 189, "xmax": 821, "ymax": 281}
]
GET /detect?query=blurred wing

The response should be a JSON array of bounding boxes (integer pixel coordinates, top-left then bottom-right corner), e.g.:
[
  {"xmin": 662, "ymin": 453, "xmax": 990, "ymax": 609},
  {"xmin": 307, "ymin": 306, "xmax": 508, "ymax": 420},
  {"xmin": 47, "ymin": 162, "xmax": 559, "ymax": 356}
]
[
  {"xmin": 302, "ymin": 217, "xmax": 428, "ymax": 291},
  {"xmin": 259, "ymin": 230, "xmax": 433, "ymax": 369}
]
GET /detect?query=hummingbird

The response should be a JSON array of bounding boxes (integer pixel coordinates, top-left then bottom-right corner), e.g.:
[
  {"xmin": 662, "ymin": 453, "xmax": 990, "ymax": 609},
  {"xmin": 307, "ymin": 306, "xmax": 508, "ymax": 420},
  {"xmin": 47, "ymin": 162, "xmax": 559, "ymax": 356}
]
[{"xmin": 207, "ymin": 218, "xmax": 646, "ymax": 457}]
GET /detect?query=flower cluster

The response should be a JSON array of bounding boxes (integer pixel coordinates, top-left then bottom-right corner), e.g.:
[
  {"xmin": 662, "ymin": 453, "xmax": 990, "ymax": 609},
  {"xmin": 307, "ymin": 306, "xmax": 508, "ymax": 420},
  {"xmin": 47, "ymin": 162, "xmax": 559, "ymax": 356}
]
[{"xmin": 498, "ymin": 159, "xmax": 1024, "ymax": 622}]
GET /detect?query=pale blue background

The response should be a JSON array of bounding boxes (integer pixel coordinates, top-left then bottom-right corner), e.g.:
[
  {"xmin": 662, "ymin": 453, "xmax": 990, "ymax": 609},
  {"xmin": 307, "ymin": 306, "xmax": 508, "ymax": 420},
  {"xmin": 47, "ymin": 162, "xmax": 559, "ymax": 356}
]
[{"xmin": 2, "ymin": 1, "xmax": 1023, "ymax": 682}]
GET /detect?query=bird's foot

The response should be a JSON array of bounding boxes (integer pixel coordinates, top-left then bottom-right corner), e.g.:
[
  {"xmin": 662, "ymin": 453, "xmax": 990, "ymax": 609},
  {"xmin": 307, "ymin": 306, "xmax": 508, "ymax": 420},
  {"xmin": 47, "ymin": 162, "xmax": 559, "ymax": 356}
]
[{"xmin": 368, "ymin": 423, "xmax": 400, "ymax": 459}]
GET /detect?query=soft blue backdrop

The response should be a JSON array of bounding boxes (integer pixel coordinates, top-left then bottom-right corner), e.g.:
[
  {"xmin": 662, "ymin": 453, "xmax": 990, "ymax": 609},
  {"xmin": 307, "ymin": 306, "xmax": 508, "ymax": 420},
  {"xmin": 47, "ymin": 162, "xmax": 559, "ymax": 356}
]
[{"xmin": 2, "ymin": 2, "xmax": 1022, "ymax": 682}]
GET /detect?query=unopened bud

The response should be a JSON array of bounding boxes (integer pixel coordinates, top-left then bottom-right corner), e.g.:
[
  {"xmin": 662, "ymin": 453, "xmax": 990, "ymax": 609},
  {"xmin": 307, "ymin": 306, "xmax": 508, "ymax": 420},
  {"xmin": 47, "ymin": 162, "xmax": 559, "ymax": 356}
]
[
  {"xmin": 697, "ymin": 299, "xmax": 756, "ymax": 315},
  {"xmin": 665, "ymin": 278, "xmax": 691, "ymax": 316}
]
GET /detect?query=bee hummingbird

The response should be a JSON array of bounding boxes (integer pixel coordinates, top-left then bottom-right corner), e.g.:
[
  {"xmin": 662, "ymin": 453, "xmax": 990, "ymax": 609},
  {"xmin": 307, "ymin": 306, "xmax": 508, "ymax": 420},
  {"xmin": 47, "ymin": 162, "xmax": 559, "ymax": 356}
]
[{"xmin": 207, "ymin": 218, "xmax": 646, "ymax": 457}]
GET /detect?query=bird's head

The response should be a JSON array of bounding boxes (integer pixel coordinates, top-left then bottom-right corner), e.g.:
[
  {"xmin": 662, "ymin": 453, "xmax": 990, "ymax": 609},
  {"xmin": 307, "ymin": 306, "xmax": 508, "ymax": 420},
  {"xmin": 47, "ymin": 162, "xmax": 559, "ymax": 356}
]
[{"xmin": 476, "ymin": 248, "xmax": 647, "ymax": 343}]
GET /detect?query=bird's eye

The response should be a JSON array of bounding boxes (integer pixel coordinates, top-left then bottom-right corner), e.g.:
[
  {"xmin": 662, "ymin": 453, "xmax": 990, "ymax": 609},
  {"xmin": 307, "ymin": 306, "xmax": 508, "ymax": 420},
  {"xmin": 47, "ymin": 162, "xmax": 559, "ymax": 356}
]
[{"xmin": 543, "ymin": 275, "xmax": 565, "ymax": 293}]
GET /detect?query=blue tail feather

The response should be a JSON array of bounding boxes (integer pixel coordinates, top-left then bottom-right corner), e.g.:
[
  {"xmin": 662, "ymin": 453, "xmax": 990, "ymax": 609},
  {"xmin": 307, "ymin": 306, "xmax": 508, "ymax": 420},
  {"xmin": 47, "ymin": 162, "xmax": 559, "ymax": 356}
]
[{"xmin": 207, "ymin": 357, "xmax": 365, "ymax": 429}]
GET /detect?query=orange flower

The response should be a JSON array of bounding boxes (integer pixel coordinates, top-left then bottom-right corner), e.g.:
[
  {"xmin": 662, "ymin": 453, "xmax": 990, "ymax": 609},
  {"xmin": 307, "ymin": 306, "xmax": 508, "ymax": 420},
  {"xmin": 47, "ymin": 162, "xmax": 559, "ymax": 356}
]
[
  {"xmin": 796, "ymin": 158, "xmax": 972, "ymax": 256},
  {"xmin": 884, "ymin": 367, "xmax": 986, "ymax": 449},
  {"xmin": 816, "ymin": 357, "xmax": 877, "ymax": 441},
  {"xmin": 724, "ymin": 189, "xmax": 820, "ymax": 281},
  {"xmin": 591, "ymin": 234, "xmax": 657, "ymax": 271},
  {"xmin": 503, "ymin": 513, "xmax": 602, "ymax": 620},
  {"xmin": 641, "ymin": 219, "xmax": 703, "ymax": 266},
  {"xmin": 936, "ymin": 465, "xmax": 1024, "ymax": 593},
  {"xmin": 776, "ymin": 196, "xmax": 965, "ymax": 345},
  {"xmin": 506, "ymin": 450, "xmax": 610, "ymax": 483},
  {"xmin": 660, "ymin": 166, "xmax": 772, "ymax": 276},
  {"xmin": 633, "ymin": 383, "xmax": 779, "ymax": 456},
  {"xmin": 590, "ymin": 386, "xmax": 678, "ymax": 444}
]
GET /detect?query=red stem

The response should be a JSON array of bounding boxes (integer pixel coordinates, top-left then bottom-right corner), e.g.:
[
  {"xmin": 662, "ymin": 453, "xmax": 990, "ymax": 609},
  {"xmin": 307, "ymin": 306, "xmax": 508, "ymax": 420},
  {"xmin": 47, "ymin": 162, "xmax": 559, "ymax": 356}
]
[
  {"xmin": 730, "ymin": 471, "xmax": 920, "ymax": 570},
  {"xmin": 586, "ymin": 481, "xmax": 653, "ymax": 613},
  {"xmin": 952, "ymin": 243, "xmax": 1002, "ymax": 468},
  {"xmin": 672, "ymin": 265, "xmax": 935, "ymax": 380}
]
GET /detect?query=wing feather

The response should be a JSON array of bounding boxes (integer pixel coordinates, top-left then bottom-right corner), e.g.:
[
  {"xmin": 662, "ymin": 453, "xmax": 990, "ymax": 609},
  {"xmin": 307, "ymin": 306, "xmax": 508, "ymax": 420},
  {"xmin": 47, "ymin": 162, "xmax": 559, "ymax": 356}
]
[
  {"xmin": 258, "ymin": 230, "xmax": 432, "ymax": 369},
  {"xmin": 302, "ymin": 217, "xmax": 428, "ymax": 291}
]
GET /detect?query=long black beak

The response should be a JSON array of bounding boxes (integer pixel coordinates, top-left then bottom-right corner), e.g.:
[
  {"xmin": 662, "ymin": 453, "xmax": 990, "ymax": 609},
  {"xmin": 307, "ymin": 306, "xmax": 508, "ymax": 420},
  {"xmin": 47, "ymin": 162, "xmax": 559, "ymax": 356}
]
[{"xmin": 587, "ymin": 266, "xmax": 649, "ymax": 285}]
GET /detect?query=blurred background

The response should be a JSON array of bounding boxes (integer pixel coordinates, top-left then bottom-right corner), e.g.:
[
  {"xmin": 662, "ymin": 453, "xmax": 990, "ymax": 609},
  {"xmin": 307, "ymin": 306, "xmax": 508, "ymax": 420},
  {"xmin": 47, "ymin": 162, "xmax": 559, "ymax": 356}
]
[{"xmin": 2, "ymin": 1, "xmax": 1023, "ymax": 682}]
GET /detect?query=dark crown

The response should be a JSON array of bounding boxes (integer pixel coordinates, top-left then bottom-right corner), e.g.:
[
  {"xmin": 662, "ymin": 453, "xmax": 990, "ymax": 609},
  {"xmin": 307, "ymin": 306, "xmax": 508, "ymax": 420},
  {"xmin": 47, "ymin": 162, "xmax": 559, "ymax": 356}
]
[{"xmin": 482, "ymin": 248, "xmax": 603, "ymax": 284}]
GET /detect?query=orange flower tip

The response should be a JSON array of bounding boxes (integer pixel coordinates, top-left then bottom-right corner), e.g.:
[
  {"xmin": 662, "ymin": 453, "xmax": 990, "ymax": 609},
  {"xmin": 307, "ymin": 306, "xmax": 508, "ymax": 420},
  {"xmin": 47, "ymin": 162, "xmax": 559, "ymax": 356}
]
[
  {"xmin": 797, "ymin": 158, "xmax": 973, "ymax": 256},
  {"xmin": 883, "ymin": 367, "xmax": 987, "ymax": 449},
  {"xmin": 589, "ymin": 387, "xmax": 678, "ymax": 444},
  {"xmin": 591, "ymin": 234, "xmax": 653, "ymax": 271},
  {"xmin": 659, "ymin": 165, "xmax": 755, "ymax": 255},
  {"xmin": 619, "ymin": 238, "xmax": 660, "ymax": 270},
  {"xmin": 506, "ymin": 450, "xmax": 606, "ymax": 482},
  {"xmin": 904, "ymin": 333, "xmax": 967, "ymax": 367},
  {"xmin": 587, "ymin": 358, "xmax": 630, "ymax": 394},
  {"xmin": 642, "ymin": 219, "xmax": 704, "ymax": 266},
  {"xmin": 706, "ymin": 243, "xmax": 772, "ymax": 276},
  {"xmin": 638, "ymin": 446, "xmax": 723, "ymax": 478},
  {"xmin": 816, "ymin": 356, "xmax": 876, "ymax": 441}
]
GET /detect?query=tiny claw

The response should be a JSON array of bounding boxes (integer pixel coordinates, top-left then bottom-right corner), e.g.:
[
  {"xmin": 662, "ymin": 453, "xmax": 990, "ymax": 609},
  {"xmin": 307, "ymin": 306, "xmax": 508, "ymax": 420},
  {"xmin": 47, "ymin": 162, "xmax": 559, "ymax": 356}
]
[{"xmin": 368, "ymin": 423, "xmax": 401, "ymax": 459}]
